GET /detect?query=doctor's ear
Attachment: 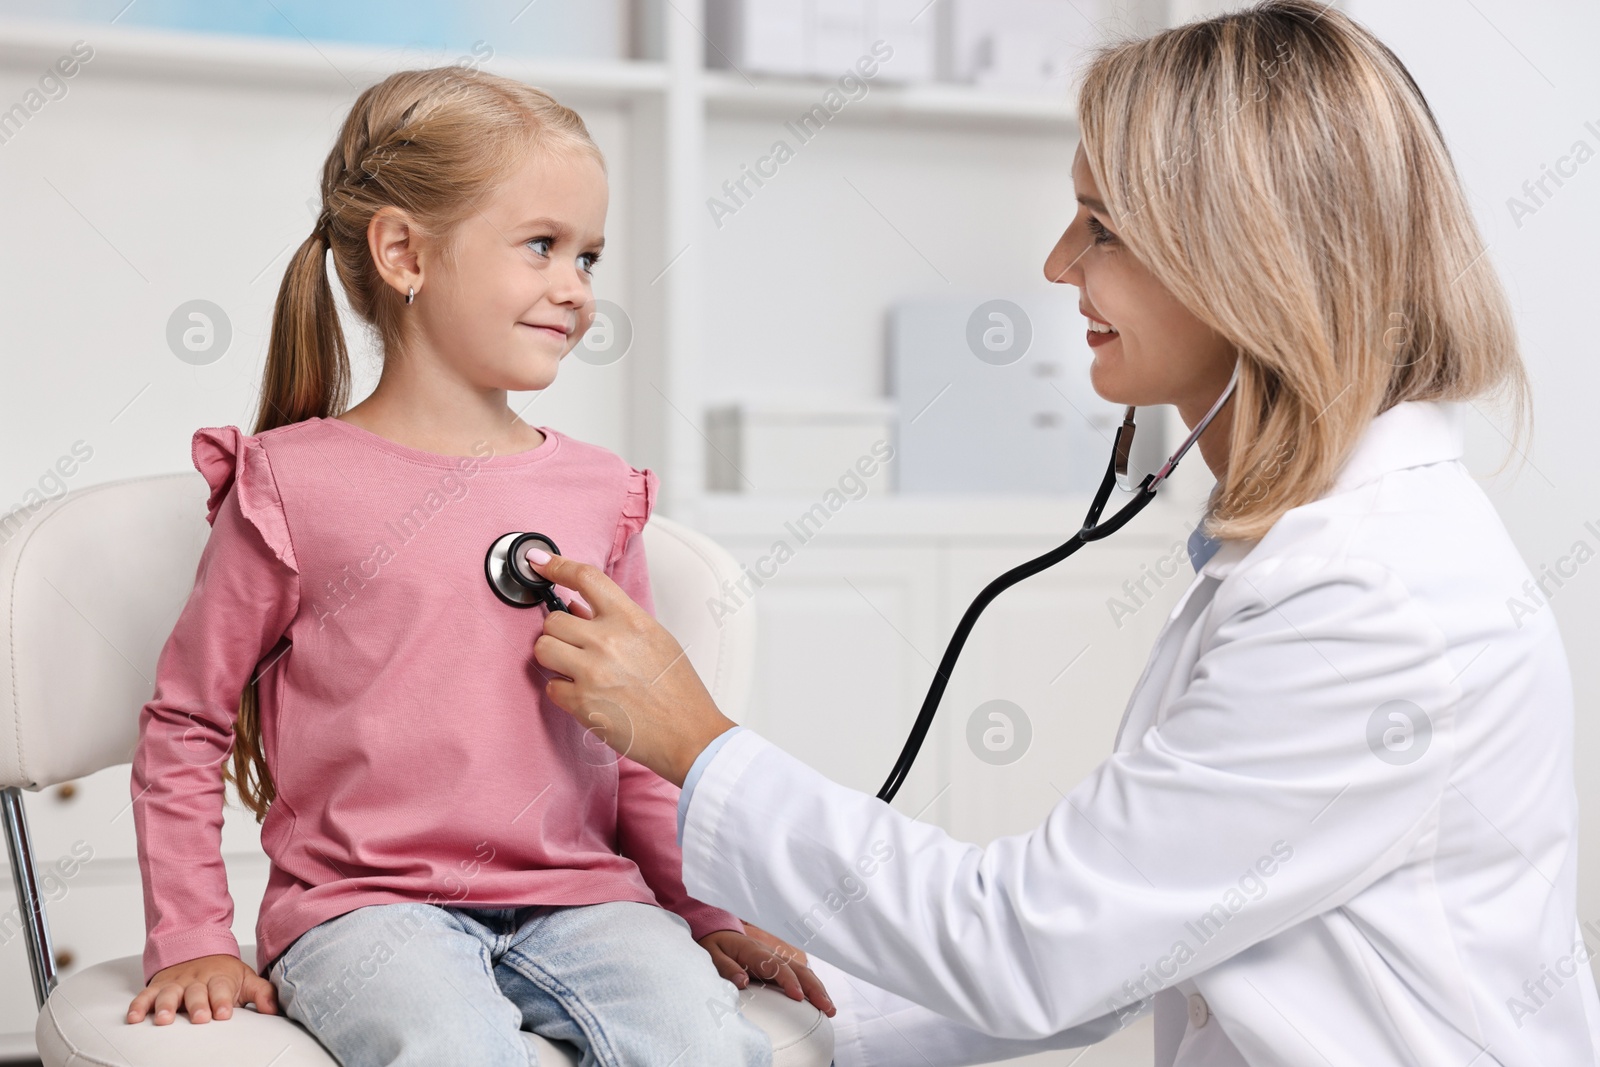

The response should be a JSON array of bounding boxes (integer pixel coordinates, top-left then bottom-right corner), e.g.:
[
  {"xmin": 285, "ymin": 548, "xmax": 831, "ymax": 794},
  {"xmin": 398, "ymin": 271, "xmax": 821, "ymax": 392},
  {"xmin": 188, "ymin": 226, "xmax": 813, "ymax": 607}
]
[{"xmin": 367, "ymin": 206, "xmax": 426, "ymax": 302}]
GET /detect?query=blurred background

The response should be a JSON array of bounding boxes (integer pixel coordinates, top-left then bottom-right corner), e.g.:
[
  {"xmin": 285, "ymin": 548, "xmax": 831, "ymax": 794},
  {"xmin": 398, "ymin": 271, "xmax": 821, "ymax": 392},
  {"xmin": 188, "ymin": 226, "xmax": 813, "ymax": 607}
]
[{"xmin": 0, "ymin": 1, "xmax": 1594, "ymax": 1063}]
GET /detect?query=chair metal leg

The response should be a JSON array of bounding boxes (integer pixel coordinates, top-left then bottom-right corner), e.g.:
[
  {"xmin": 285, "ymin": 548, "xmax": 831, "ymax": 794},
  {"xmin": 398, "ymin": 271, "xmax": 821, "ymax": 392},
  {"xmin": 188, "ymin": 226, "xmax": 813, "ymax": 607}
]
[{"xmin": 1, "ymin": 786, "xmax": 57, "ymax": 1009}]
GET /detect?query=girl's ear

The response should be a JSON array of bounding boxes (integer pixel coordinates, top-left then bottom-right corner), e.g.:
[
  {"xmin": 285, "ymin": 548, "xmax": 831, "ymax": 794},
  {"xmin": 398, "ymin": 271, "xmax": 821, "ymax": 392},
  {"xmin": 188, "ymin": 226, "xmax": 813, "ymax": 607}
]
[{"xmin": 367, "ymin": 206, "xmax": 425, "ymax": 300}]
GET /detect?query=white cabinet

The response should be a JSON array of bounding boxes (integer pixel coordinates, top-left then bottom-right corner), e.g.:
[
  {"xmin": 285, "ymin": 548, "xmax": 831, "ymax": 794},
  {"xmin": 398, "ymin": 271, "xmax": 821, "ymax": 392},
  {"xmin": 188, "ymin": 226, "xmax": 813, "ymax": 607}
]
[
  {"xmin": 712, "ymin": 540, "xmax": 949, "ymax": 805},
  {"xmin": 691, "ymin": 492, "xmax": 1202, "ymax": 843},
  {"xmin": 933, "ymin": 535, "xmax": 1190, "ymax": 844}
]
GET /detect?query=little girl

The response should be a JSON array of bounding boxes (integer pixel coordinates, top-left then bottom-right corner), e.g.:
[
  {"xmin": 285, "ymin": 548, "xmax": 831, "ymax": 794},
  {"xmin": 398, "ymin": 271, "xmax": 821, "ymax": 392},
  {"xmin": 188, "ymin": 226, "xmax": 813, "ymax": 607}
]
[{"xmin": 122, "ymin": 67, "xmax": 830, "ymax": 1065}]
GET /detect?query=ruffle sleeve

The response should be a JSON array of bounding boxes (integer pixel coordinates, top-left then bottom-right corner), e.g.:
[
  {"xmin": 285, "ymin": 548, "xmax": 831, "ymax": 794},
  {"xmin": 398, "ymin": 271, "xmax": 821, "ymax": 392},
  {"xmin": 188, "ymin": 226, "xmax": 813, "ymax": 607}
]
[
  {"xmin": 607, "ymin": 464, "xmax": 659, "ymax": 569},
  {"xmin": 191, "ymin": 426, "xmax": 299, "ymax": 573}
]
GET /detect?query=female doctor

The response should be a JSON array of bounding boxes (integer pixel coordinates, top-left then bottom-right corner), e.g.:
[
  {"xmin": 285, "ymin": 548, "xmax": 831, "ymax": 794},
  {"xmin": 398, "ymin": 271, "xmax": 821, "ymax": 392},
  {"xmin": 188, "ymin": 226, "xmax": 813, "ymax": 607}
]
[{"xmin": 526, "ymin": 2, "xmax": 1600, "ymax": 1064}]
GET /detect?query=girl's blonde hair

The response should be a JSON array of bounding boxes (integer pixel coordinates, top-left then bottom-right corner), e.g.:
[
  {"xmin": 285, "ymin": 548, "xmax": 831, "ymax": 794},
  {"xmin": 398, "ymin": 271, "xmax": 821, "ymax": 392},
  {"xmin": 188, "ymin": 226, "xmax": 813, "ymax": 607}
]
[
  {"xmin": 1076, "ymin": 0, "xmax": 1526, "ymax": 540},
  {"xmin": 229, "ymin": 67, "xmax": 604, "ymax": 822}
]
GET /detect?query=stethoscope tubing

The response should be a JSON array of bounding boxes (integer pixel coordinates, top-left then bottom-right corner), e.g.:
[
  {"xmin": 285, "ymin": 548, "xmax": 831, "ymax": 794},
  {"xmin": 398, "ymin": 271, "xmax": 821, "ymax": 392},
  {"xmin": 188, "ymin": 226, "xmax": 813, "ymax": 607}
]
[
  {"xmin": 875, "ymin": 362, "xmax": 1240, "ymax": 803},
  {"xmin": 874, "ymin": 451, "xmax": 1157, "ymax": 802}
]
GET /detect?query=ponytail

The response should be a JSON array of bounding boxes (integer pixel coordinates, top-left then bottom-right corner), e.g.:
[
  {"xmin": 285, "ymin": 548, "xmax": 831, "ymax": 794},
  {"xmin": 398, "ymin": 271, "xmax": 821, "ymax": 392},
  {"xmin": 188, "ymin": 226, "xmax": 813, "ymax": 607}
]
[{"xmin": 253, "ymin": 226, "xmax": 349, "ymax": 434}]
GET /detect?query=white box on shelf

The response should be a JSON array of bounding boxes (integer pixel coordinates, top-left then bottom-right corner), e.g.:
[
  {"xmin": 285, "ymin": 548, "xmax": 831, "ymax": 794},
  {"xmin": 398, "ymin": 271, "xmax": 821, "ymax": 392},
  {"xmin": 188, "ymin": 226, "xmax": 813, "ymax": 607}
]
[
  {"xmin": 707, "ymin": 0, "xmax": 936, "ymax": 82},
  {"xmin": 812, "ymin": 0, "xmax": 870, "ymax": 71},
  {"xmin": 888, "ymin": 293, "xmax": 1166, "ymax": 495},
  {"xmin": 869, "ymin": 0, "xmax": 938, "ymax": 83},
  {"xmin": 706, "ymin": 0, "xmax": 809, "ymax": 75},
  {"xmin": 705, "ymin": 400, "xmax": 896, "ymax": 494},
  {"xmin": 945, "ymin": 0, "xmax": 1108, "ymax": 97}
]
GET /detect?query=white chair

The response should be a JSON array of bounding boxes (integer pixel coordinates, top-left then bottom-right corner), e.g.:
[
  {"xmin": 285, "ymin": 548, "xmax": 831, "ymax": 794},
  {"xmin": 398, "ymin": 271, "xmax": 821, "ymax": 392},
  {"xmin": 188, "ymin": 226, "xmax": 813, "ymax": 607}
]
[{"xmin": 0, "ymin": 471, "xmax": 832, "ymax": 1066}]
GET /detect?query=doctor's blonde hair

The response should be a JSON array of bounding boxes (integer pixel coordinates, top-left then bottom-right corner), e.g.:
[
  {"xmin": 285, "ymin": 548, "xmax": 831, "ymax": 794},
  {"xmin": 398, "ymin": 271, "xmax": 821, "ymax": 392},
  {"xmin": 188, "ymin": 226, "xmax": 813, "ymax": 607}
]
[
  {"xmin": 1076, "ymin": 0, "xmax": 1526, "ymax": 540},
  {"xmin": 228, "ymin": 67, "xmax": 603, "ymax": 822}
]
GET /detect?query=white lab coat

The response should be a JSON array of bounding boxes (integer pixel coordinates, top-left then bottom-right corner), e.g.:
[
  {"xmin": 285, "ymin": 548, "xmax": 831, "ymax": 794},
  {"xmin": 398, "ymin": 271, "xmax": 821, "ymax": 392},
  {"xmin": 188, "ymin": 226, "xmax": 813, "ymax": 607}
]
[{"xmin": 680, "ymin": 400, "xmax": 1600, "ymax": 1066}]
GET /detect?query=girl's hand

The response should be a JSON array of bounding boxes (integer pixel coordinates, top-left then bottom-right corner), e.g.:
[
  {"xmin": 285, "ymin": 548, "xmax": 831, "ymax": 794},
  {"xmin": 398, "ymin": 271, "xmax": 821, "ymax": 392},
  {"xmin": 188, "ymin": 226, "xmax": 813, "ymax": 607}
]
[
  {"xmin": 126, "ymin": 953, "xmax": 278, "ymax": 1025},
  {"xmin": 698, "ymin": 929, "xmax": 836, "ymax": 1018}
]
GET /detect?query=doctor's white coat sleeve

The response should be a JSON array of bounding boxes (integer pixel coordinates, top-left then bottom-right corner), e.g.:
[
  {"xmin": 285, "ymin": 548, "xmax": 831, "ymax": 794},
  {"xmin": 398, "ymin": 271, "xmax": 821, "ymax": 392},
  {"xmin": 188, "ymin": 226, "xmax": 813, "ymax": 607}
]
[
  {"xmin": 679, "ymin": 554, "xmax": 1460, "ymax": 1058},
  {"xmin": 806, "ymin": 954, "xmax": 1146, "ymax": 1067}
]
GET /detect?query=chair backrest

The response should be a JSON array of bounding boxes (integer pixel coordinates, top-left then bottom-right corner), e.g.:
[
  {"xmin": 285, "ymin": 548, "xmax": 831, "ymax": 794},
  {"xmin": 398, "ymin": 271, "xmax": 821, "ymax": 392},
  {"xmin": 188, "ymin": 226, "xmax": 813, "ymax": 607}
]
[{"xmin": 0, "ymin": 472, "xmax": 756, "ymax": 790}]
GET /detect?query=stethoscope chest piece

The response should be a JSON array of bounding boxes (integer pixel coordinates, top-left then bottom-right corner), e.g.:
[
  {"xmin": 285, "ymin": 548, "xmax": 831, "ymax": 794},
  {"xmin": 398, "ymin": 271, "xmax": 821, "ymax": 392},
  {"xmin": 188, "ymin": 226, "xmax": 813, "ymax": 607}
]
[{"xmin": 485, "ymin": 531, "xmax": 568, "ymax": 612}]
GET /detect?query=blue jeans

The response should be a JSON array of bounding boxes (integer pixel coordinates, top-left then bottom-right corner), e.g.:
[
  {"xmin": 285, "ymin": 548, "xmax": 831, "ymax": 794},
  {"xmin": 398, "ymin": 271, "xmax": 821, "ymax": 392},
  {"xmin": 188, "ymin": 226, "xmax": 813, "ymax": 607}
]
[{"xmin": 267, "ymin": 900, "xmax": 774, "ymax": 1067}]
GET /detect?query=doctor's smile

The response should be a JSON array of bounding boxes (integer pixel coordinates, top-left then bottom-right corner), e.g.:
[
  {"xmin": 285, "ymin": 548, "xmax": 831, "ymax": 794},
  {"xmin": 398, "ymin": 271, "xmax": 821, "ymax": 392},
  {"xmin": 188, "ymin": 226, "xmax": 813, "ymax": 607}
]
[{"xmin": 41, "ymin": 0, "xmax": 1577, "ymax": 1065}]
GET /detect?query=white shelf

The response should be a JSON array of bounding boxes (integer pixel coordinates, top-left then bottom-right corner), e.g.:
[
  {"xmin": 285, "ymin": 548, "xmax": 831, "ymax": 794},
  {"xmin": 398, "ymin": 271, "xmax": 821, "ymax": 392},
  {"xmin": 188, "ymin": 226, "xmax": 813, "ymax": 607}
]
[
  {"xmin": 701, "ymin": 69, "xmax": 1078, "ymax": 131},
  {"xmin": 0, "ymin": 17, "xmax": 671, "ymax": 101},
  {"xmin": 0, "ymin": 16, "xmax": 1080, "ymax": 130}
]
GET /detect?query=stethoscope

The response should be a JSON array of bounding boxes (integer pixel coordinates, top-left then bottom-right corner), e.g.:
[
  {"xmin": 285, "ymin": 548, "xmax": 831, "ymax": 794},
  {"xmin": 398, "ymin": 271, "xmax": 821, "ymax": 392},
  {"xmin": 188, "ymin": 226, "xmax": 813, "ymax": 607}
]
[
  {"xmin": 485, "ymin": 532, "xmax": 571, "ymax": 613},
  {"xmin": 875, "ymin": 360, "xmax": 1241, "ymax": 802},
  {"xmin": 483, "ymin": 362, "xmax": 1241, "ymax": 804}
]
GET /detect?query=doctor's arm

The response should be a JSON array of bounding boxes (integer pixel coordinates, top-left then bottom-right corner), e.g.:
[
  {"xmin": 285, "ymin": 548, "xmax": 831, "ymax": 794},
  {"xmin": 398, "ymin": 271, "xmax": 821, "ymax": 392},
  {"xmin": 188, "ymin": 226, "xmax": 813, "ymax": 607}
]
[{"xmin": 529, "ymin": 550, "xmax": 1458, "ymax": 1045}]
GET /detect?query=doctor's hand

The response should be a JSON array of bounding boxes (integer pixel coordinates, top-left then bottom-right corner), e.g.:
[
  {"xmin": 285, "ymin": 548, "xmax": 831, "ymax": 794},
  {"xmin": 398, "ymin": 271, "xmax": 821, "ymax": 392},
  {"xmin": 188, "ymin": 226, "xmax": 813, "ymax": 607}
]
[
  {"xmin": 698, "ymin": 929, "xmax": 836, "ymax": 1017},
  {"xmin": 524, "ymin": 548, "xmax": 738, "ymax": 787}
]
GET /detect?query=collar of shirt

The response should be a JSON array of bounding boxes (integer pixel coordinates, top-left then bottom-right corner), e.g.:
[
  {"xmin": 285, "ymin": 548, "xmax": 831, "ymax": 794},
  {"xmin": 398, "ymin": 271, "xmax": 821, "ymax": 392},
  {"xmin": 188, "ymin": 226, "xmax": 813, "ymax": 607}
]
[
  {"xmin": 1332, "ymin": 398, "xmax": 1465, "ymax": 493},
  {"xmin": 1185, "ymin": 400, "xmax": 1465, "ymax": 582},
  {"xmin": 1186, "ymin": 523, "xmax": 1222, "ymax": 573}
]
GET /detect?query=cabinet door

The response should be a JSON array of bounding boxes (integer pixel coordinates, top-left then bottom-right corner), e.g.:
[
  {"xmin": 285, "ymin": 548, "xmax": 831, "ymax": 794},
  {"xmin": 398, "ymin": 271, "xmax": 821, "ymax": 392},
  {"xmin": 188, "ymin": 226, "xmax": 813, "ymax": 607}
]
[
  {"xmin": 712, "ymin": 538, "xmax": 949, "ymax": 813},
  {"xmin": 933, "ymin": 530, "xmax": 1195, "ymax": 844},
  {"xmin": 25, "ymin": 762, "xmax": 266, "ymax": 865}
]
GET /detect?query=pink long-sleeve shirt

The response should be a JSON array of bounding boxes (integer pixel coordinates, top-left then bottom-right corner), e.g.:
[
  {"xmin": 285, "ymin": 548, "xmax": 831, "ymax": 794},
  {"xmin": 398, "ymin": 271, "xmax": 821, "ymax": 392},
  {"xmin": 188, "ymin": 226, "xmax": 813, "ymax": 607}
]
[{"xmin": 131, "ymin": 417, "xmax": 742, "ymax": 983}]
